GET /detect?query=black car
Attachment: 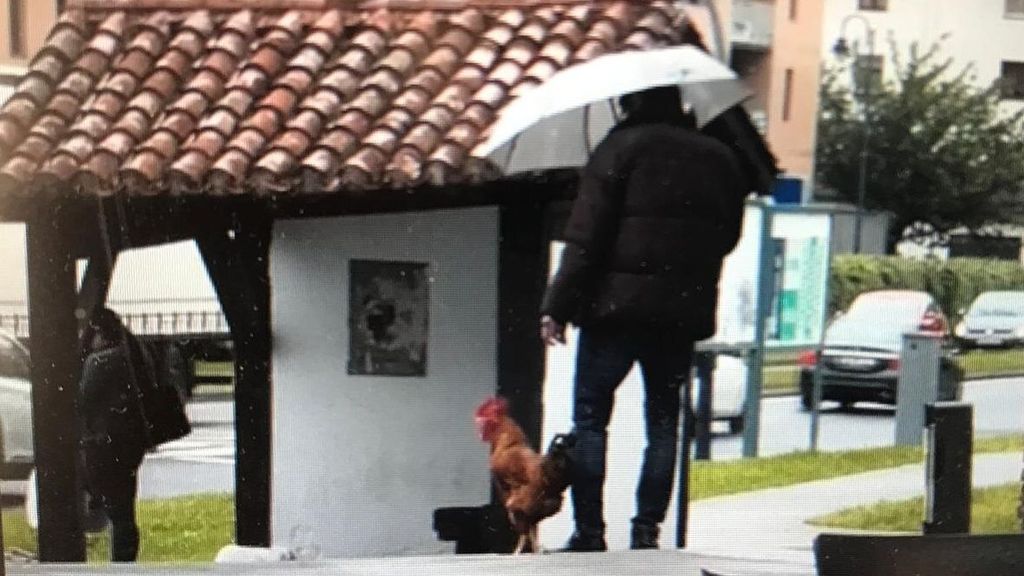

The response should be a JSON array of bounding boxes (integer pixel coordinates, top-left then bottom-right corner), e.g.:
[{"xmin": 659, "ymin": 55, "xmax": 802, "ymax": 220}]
[{"xmin": 799, "ymin": 290, "xmax": 964, "ymax": 410}]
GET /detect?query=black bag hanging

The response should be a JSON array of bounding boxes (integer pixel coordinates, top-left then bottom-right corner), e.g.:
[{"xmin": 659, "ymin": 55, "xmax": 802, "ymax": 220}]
[
  {"xmin": 125, "ymin": 339, "xmax": 191, "ymax": 449},
  {"xmin": 139, "ymin": 382, "xmax": 192, "ymax": 447}
]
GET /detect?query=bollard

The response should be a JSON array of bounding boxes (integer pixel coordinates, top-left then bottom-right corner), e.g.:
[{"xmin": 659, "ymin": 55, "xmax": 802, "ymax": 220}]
[
  {"xmin": 895, "ymin": 332, "xmax": 942, "ymax": 446},
  {"xmin": 923, "ymin": 402, "xmax": 972, "ymax": 535}
]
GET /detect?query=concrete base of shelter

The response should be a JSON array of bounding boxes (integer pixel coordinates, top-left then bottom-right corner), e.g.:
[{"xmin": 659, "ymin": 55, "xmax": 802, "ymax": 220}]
[{"xmin": 6, "ymin": 550, "xmax": 816, "ymax": 576}]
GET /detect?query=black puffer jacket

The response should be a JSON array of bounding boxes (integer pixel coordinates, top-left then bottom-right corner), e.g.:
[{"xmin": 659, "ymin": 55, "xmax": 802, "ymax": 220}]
[{"xmin": 541, "ymin": 121, "xmax": 747, "ymax": 338}]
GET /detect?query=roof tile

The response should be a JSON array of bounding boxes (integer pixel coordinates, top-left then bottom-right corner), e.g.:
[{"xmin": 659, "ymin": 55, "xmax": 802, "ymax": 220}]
[{"xmin": 0, "ymin": 1, "xmax": 695, "ymax": 196}]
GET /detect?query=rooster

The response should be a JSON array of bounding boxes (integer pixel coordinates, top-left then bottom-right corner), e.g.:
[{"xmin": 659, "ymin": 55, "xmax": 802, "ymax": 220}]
[{"xmin": 474, "ymin": 396, "xmax": 575, "ymax": 554}]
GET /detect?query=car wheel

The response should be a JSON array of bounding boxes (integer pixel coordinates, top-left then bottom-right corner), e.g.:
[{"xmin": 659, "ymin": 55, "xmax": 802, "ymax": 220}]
[
  {"xmin": 727, "ymin": 416, "xmax": 744, "ymax": 435},
  {"xmin": 939, "ymin": 359, "xmax": 965, "ymax": 401},
  {"xmin": 799, "ymin": 374, "xmax": 813, "ymax": 411}
]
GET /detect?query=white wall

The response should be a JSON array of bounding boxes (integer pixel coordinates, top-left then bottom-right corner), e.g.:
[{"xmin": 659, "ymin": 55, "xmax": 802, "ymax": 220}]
[
  {"xmin": 270, "ymin": 207, "xmax": 498, "ymax": 558},
  {"xmin": 822, "ymin": 0, "xmax": 1024, "ymax": 113}
]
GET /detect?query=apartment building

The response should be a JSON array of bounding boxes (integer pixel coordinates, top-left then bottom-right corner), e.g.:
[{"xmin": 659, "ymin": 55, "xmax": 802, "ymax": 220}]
[
  {"xmin": 0, "ymin": 0, "xmax": 59, "ymax": 103},
  {"xmin": 706, "ymin": 0, "xmax": 825, "ymax": 191},
  {"xmin": 821, "ymin": 0, "xmax": 1024, "ymax": 112}
]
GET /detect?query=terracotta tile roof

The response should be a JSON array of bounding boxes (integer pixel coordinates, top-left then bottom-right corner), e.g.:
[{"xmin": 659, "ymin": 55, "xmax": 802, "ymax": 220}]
[{"xmin": 0, "ymin": 0, "xmax": 695, "ymax": 198}]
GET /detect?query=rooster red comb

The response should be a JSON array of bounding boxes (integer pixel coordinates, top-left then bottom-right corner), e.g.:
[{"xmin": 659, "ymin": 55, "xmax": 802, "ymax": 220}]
[{"xmin": 475, "ymin": 396, "xmax": 508, "ymax": 419}]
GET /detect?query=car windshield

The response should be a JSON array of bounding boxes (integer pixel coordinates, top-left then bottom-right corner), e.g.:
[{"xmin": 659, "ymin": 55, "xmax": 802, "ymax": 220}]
[
  {"xmin": 968, "ymin": 293, "xmax": 1024, "ymax": 318},
  {"xmin": 0, "ymin": 335, "xmax": 30, "ymax": 380}
]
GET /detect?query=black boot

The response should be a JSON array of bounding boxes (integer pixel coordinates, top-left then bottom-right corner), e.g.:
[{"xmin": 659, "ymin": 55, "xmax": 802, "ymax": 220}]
[
  {"xmin": 561, "ymin": 530, "xmax": 607, "ymax": 552},
  {"xmin": 630, "ymin": 523, "xmax": 659, "ymax": 550}
]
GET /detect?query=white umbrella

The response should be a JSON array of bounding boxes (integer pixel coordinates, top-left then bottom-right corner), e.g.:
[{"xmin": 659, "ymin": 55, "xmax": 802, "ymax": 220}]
[{"xmin": 475, "ymin": 45, "xmax": 751, "ymax": 173}]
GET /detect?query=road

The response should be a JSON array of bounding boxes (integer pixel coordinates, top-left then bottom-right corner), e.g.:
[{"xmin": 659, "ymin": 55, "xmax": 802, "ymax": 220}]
[
  {"xmin": 137, "ymin": 399, "xmax": 235, "ymax": 500},
  {"xmin": 5, "ymin": 376, "xmax": 1020, "ymax": 549},
  {"xmin": 134, "ymin": 376, "xmax": 1022, "ymax": 501}
]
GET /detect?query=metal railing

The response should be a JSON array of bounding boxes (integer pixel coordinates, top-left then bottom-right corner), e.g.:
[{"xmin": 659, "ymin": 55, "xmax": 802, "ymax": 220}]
[{"xmin": 0, "ymin": 310, "xmax": 230, "ymax": 339}]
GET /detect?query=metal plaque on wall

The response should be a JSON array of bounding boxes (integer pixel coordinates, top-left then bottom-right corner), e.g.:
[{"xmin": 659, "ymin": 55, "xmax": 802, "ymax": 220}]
[{"xmin": 347, "ymin": 259, "xmax": 429, "ymax": 377}]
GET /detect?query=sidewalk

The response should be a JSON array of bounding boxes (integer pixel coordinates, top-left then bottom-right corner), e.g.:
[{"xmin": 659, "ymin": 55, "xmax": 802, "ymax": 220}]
[{"xmin": 684, "ymin": 452, "xmax": 1023, "ymax": 566}]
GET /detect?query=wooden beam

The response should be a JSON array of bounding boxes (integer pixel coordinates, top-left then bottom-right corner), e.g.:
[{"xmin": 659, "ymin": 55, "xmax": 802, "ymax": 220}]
[
  {"xmin": 197, "ymin": 211, "xmax": 272, "ymax": 547},
  {"xmin": 76, "ymin": 252, "xmax": 117, "ymax": 326},
  {"xmin": 26, "ymin": 207, "xmax": 86, "ymax": 562},
  {"xmin": 496, "ymin": 197, "xmax": 551, "ymax": 450},
  {"xmin": 815, "ymin": 533, "xmax": 1024, "ymax": 576}
]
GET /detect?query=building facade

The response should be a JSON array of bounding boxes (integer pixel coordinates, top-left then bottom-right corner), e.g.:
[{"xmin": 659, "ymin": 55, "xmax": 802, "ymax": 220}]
[
  {"xmin": 707, "ymin": 0, "xmax": 825, "ymax": 195},
  {"xmin": 821, "ymin": 0, "xmax": 1024, "ymax": 114},
  {"xmin": 0, "ymin": 1, "xmax": 59, "ymax": 69},
  {"xmin": 0, "ymin": 1, "xmax": 59, "ymax": 102}
]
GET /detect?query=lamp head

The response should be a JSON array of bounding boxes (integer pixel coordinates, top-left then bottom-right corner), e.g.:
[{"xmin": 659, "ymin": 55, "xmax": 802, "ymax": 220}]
[{"xmin": 833, "ymin": 37, "xmax": 851, "ymax": 58}]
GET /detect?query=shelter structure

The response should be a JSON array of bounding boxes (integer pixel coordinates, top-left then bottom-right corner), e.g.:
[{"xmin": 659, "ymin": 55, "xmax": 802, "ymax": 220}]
[{"xmin": 0, "ymin": 0, "xmax": 774, "ymax": 560}]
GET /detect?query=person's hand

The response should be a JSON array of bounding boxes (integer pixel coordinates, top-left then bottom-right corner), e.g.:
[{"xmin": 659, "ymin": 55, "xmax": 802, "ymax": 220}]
[{"xmin": 540, "ymin": 316, "xmax": 566, "ymax": 346}]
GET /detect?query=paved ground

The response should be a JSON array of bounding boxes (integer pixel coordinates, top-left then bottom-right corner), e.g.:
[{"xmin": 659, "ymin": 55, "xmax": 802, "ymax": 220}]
[
  {"xmin": 5, "ymin": 550, "xmax": 815, "ymax": 576},
  {"xmin": 685, "ymin": 452, "xmax": 1023, "ymax": 565}
]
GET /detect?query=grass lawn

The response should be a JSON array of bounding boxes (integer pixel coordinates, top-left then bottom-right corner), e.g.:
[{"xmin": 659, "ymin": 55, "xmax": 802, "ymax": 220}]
[
  {"xmin": 808, "ymin": 483, "xmax": 1021, "ymax": 534},
  {"xmin": 3, "ymin": 493, "xmax": 234, "ymax": 563},
  {"xmin": 958, "ymin": 348, "xmax": 1024, "ymax": 379},
  {"xmin": 5, "ymin": 436, "xmax": 1019, "ymax": 562},
  {"xmin": 690, "ymin": 434, "xmax": 1022, "ymax": 501}
]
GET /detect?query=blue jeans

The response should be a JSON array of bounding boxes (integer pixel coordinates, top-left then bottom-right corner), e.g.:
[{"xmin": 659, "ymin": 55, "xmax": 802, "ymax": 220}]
[{"xmin": 570, "ymin": 325, "xmax": 694, "ymax": 536}]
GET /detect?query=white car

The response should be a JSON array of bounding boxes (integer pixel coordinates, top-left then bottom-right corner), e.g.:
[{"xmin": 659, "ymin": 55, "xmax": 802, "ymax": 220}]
[
  {"xmin": 0, "ymin": 328, "xmax": 33, "ymax": 479},
  {"xmin": 694, "ymin": 353, "xmax": 747, "ymax": 435}
]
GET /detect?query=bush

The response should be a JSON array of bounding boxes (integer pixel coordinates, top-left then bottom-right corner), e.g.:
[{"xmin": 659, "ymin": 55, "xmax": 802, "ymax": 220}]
[{"xmin": 831, "ymin": 255, "xmax": 1024, "ymax": 319}]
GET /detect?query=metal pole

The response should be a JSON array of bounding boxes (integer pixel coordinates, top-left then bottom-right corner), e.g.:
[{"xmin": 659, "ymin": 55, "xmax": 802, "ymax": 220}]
[
  {"xmin": 694, "ymin": 351, "xmax": 714, "ymax": 461},
  {"xmin": 851, "ymin": 28, "xmax": 875, "ymax": 254},
  {"xmin": 809, "ymin": 235, "xmax": 835, "ymax": 452},
  {"xmin": 742, "ymin": 200, "xmax": 775, "ymax": 458},
  {"xmin": 675, "ymin": 360, "xmax": 696, "ymax": 548}
]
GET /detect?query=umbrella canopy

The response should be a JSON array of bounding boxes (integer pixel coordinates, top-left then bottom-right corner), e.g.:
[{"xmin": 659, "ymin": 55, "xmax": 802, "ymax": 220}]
[
  {"xmin": 477, "ymin": 45, "xmax": 748, "ymax": 155},
  {"xmin": 474, "ymin": 45, "xmax": 779, "ymax": 193}
]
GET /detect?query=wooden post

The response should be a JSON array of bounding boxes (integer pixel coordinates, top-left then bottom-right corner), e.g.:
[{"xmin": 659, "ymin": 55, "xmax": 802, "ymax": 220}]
[
  {"xmin": 26, "ymin": 208, "xmax": 87, "ymax": 562},
  {"xmin": 197, "ymin": 211, "xmax": 272, "ymax": 547},
  {"xmin": 496, "ymin": 198, "xmax": 550, "ymax": 450}
]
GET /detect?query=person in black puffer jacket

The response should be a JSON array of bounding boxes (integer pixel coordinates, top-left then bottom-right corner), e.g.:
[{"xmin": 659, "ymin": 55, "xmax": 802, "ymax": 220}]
[{"xmin": 540, "ymin": 86, "xmax": 747, "ymax": 552}]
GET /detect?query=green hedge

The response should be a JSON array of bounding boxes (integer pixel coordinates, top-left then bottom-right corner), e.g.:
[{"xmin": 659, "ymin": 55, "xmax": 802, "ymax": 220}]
[{"xmin": 830, "ymin": 256, "xmax": 1024, "ymax": 320}]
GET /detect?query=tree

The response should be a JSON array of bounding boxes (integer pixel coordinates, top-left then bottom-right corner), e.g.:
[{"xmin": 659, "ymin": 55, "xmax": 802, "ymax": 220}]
[{"xmin": 816, "ymin": 42, "xmax": 1024, "ymax": 253}]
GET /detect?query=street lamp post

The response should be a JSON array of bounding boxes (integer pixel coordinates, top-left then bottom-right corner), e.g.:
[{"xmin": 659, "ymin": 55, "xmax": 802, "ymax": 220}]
[{"xmin": 833, "ymin": 15, "xmax": 877, "ymax": 253}]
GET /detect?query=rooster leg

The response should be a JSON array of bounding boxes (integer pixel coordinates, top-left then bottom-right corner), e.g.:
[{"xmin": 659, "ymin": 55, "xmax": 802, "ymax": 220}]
[
  {"xmin": 529, "ymin": 525, "xmax": 539, "ymax": 553},
  {"xmin": 513, "ymin": 534, "xmax": 527, "ymax": 555}
]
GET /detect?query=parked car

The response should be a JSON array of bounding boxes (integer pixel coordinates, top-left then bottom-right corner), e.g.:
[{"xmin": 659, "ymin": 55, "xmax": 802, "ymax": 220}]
[
  {"xmin": 0, "ymin": 328, "xmax": 33, "ymax": 479},
  {"xmin": 798, "ymin": 290, "xmax": 963, "ymax": 411},
  {"xmin": 954, "ymin": 290, "xmax": 1024, "ymax": 349},
  {"xmin": 694, "ymin": 353, "xmax": 747, "ymax": 434}
]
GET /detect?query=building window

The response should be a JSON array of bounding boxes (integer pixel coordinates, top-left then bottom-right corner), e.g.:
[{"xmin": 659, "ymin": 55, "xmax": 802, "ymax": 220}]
[
  {"xmin": 782, "ymin": 68, "xmax": 794, "ymax": 122},
  {"xmin": 858, "ymin": 0, "xmax": 888, "ymax": 11},
  {"xmin": 789, "ymin": 0, "xmax": 798, "ymax": 21},
  {"xmin": 8, "ymin": 0, "xmax": 25, "ymax": 57},
  {"xmin": 1007, "ymin": 0, "xmax": 1024, "ymax": 18},
  {"xmin": 1000, "ymin": 61, "xmax": 1024, "ymax": 100}
]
